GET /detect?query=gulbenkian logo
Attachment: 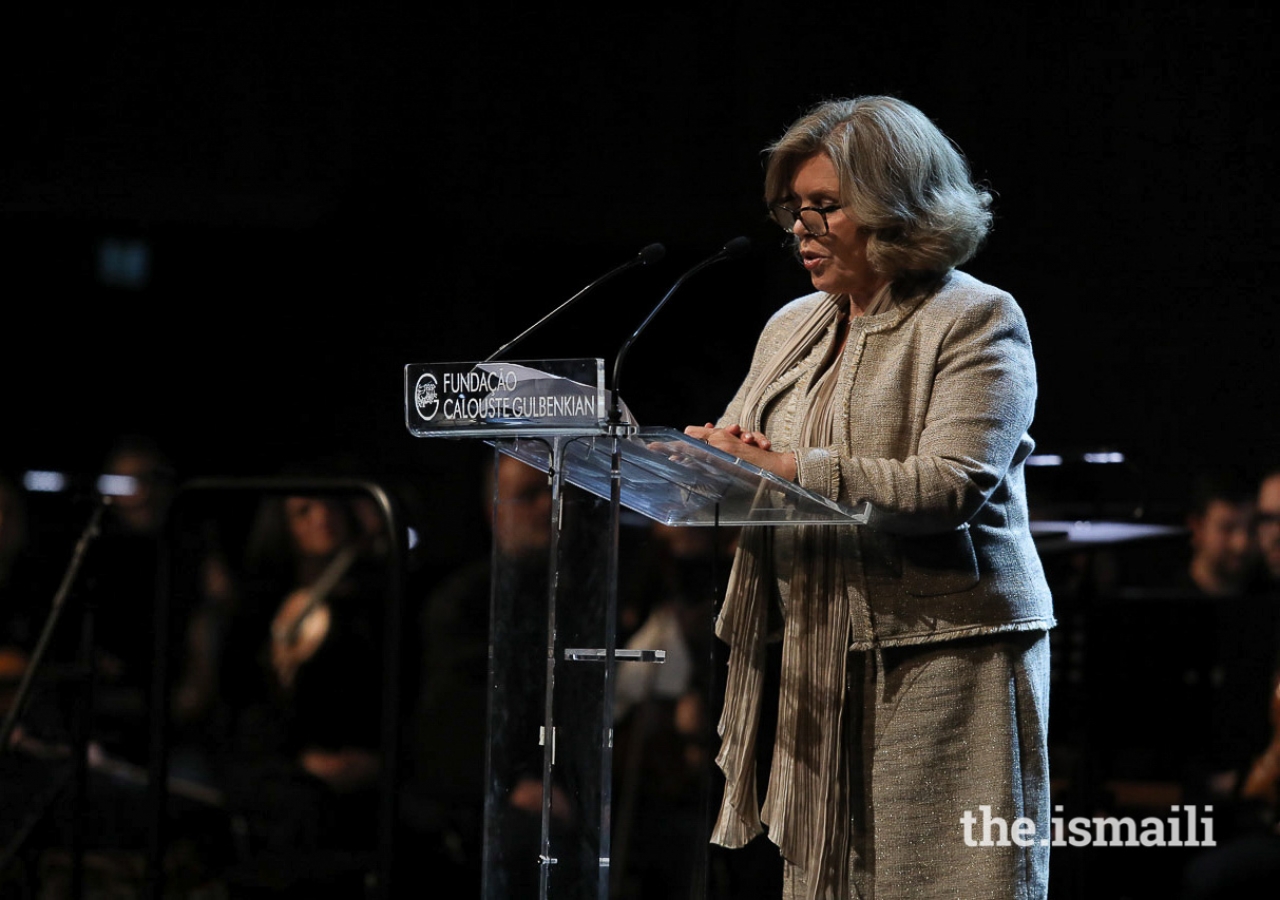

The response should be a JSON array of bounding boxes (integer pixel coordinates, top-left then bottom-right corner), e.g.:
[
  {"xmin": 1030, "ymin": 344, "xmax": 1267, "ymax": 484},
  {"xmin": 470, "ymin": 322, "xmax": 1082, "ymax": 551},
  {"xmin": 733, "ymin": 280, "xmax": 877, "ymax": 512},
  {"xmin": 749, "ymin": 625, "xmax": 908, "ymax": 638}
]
[{"xmin": 414, "ymin": 372, "xmax": 439, "ymax": 421}]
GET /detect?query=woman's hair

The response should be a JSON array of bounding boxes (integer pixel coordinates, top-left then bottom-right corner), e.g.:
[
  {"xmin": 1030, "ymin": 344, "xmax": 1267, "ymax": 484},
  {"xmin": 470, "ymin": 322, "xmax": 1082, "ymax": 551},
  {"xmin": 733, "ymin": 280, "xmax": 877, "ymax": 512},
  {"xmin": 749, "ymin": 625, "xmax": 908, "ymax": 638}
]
[
  {"xmin": 764, "ymin": 96, "xmax": 993, "ymax": 285},
  {"xmin": 243, "ymin": 492, "xmax": 360, "ymax": 584}
]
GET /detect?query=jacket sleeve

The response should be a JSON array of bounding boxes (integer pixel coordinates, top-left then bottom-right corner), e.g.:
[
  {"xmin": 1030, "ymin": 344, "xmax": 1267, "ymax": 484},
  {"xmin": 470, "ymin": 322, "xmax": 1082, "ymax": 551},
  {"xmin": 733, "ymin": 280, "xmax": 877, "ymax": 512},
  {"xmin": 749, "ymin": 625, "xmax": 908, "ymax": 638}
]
[{"xmin": 795, "ymin": 291, "xmax": 1038, "ymax": 535}]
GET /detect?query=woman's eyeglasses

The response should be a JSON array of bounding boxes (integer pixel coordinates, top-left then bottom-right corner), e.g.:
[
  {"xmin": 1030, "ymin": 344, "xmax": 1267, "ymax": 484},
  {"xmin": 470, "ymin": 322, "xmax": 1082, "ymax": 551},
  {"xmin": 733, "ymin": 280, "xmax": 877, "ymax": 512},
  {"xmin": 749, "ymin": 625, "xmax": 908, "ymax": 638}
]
[{"xmin": 769, "ymin": 203, "xmax": 842, "ymax": 237}]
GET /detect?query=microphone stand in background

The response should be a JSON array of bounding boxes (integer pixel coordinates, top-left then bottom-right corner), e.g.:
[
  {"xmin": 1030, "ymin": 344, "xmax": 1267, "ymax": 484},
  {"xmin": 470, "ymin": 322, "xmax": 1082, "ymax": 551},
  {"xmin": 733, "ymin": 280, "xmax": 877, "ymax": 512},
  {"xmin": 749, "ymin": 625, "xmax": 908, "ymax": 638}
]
[
  {"xmin": 1, "ymin": 495, "xmax": 111, "ymax": 898},
  {"xmin": 1, "ymin": 496, "xmax": 109, "ymax": 749}
]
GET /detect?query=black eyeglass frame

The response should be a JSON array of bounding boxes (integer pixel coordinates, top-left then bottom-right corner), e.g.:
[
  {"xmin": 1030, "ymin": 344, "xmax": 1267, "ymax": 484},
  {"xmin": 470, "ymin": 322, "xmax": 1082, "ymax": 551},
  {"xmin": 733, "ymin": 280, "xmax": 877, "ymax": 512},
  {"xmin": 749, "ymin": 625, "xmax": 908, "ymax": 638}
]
[{"xmin": 769, "ymin": 202, "xmax": 843, "ymax": 237}]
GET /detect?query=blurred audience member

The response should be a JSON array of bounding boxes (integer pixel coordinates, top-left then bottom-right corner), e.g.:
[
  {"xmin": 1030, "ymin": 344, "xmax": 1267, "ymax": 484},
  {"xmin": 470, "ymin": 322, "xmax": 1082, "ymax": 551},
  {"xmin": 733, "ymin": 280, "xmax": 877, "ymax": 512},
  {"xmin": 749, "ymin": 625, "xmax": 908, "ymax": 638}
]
[
  {"xmin": 1184, "ymin": 470, "xmax": 1258, "ymax": 597},
  {"xmin": 1233, "ymin": 469, "xmax": 1280, "ymax": 811},
  {"xmin": 1181, "ymin": 469, "xmax": 1278, "ymax": 788},
  {"xmin": 1256, "ymin": 469, "xmax": 1280, "ymax": 589},
  {"xmin": 1183, "ymin": 669, "xmax": 1280, "ymax": 899},
  {"xmin": 612, "ymin": 522, "xmax": 730, "ymax": 899},
  {"xmin": 1239, "ymin": 672, "xmax": 1280, "ymax": 810},
  {"xmin": 217, "ymin": 486, "xmax": 386, "ymax": 895},
  {"xmin": 77, "ymin": 436, "xmax": 178, "ymax": 760},
  {"xmin": 404, "ymin": 451, "xmax": 554, "ymax": 894},
  {"xmin": 100, "ymin": 434, "xmax": 176, "ymax": 539},
  {"xmin": 1, "ymin": 473, "xmax": 37, "ymax": 717},
  {"xmin": 1180, "ymin": 469, "xmax": 1280, "ymax": 899},
  {"xmin": 159, "ymin": 520, "xmax": 248, "ymax": 831}
]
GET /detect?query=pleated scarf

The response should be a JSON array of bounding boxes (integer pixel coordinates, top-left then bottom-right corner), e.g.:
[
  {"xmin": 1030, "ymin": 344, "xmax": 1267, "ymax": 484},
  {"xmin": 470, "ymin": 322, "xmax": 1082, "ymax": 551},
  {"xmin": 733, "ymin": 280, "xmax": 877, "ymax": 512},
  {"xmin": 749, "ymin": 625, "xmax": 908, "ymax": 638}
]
[{"xmin": 712, "ymin": 289, "xmax": 889, "ymax": 900}]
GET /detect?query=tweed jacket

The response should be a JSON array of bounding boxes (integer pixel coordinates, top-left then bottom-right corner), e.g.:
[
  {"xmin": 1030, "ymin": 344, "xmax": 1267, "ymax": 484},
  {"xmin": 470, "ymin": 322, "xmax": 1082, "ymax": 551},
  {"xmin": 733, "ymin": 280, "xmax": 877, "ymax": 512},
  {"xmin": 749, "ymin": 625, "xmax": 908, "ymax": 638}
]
[{"xmin": 719, "ymin": 270, "xmax": 1054, "ymax": 648}]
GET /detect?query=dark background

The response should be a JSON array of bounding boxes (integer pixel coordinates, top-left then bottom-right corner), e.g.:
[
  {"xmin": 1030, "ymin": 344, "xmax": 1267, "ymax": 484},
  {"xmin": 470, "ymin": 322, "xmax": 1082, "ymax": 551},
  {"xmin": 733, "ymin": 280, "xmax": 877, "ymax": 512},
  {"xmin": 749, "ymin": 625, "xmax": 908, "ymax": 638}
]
[
  {"xmin": 2, "ymin": 5, "xmax": 1278, "ymax": 547},
  {"xmin": 2, "ymin": 8, "xmax": 1279, "ymax": 898}
]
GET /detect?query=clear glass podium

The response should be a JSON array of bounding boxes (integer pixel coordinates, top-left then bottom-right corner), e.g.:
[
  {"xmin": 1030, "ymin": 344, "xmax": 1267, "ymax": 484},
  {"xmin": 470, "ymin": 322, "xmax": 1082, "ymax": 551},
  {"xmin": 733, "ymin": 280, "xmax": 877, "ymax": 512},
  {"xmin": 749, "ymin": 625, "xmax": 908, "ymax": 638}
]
[{"xmin": 405, "ymin": 359, "xmax": 868, "ymax": 899}]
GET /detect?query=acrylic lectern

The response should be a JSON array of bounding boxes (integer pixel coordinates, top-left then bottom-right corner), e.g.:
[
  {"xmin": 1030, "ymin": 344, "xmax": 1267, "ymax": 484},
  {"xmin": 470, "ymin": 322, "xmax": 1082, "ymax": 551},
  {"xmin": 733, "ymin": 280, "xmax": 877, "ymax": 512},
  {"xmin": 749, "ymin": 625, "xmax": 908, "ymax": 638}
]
[{"xmin": 405, "ymin": 358, "xmax": 868, "ymax": 900}]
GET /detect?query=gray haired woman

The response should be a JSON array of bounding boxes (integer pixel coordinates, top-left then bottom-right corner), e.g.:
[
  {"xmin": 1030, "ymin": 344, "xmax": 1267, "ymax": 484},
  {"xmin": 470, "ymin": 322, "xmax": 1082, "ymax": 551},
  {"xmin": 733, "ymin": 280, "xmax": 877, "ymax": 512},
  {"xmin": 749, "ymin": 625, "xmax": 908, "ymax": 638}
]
[{"xmin": 686, "ymin": 96, "xmax": 1054, "ymax": 899}]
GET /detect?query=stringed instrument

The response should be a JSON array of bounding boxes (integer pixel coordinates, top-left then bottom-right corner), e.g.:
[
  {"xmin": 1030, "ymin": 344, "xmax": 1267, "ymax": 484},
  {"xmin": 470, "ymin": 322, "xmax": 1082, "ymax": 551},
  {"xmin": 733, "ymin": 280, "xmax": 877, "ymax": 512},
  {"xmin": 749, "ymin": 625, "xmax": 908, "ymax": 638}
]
[{"xmin": 268, "ymin": 543, "xmax": 361, "ymax": 690}]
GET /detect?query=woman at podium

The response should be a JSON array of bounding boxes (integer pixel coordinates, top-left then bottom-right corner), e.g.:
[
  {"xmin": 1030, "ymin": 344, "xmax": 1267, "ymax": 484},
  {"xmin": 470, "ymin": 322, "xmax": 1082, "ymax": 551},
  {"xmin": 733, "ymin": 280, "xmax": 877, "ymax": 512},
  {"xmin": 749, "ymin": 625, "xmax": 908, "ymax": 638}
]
[{"xmin": 685, "ymin": 96, "xmax": 1054, "ymax": 900}]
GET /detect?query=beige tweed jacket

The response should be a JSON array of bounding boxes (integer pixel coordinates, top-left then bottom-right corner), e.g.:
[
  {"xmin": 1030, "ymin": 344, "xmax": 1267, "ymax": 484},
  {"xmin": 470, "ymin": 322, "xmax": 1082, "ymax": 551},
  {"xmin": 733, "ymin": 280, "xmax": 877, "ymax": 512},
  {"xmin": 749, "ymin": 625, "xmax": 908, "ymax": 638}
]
[{"xmin": 719, "ymin": 269, "xmax": 1055, "ymax": 647}]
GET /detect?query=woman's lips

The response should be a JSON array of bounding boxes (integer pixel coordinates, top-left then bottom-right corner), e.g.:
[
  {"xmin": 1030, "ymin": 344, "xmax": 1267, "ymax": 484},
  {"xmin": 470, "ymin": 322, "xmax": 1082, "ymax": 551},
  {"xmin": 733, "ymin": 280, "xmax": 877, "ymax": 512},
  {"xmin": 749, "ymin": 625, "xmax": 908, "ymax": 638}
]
[{"xmin": 801, "ymin": 252, "xmax": 826, "ymax": 270}]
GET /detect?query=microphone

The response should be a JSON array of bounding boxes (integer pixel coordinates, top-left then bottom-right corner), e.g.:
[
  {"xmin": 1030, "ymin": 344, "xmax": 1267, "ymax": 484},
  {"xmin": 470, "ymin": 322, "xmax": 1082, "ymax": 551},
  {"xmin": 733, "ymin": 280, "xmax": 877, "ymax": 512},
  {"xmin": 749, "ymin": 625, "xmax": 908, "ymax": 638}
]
[
  {"xmin": 608, "ymin": 236, "xmax": 752, "ymax": 425},
  {"xmin": 482, "ymin": 242, "xmax": 665, "ymax": 363}
]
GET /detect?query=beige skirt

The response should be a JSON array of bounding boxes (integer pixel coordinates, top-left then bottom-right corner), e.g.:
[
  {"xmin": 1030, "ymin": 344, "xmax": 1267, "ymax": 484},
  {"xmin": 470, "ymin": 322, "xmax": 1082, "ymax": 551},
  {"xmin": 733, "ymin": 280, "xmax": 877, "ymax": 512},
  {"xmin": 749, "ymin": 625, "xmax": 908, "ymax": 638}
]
[{"xmin": 783, "ymin": 630, "xmax": 1052, "ymax": 900}]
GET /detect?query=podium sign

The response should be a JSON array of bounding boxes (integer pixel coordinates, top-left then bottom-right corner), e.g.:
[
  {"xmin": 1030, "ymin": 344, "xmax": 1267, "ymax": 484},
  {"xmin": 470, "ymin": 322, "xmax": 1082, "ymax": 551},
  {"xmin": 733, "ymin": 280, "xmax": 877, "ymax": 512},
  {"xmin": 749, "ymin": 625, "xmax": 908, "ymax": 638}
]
[{"xmin": 405, "ymin": 358, "xmax": 610, "ymax": 437}]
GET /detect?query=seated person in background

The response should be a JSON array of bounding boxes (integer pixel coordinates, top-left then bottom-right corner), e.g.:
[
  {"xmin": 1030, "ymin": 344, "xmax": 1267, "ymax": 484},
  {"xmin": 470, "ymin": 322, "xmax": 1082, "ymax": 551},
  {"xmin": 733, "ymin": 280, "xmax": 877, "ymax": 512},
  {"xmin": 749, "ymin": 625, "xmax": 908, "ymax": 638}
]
[
  {"xmin": 1184, "ymin": 470, "xmax": 1278, "ymax": 795},
  {"xmin": 612, "ymin": 522, "xmax": 730, "ymax": 899},
  {"xmin": 1236, "ymin": 469, "xmax": 1280, "ymax": 811},
  {"xmin": 1184, "ymin": 470, "xmax": 1258, "ymax": 597},
  {"xmin": 1240, "ymin": 671, "xmax": 1280, "ymax": 812},
  {"xmin": 1182, "ymin": 664, "xmax": 1280, "ymax": 899},
  {"xmin": 100, "ymin": 434, "xmax": 176, "ymax": 539},
  {"xmin": 1178, "ymin": 471, "xmax": 1280, "ymax": 898},
  {"xmin": 1255, "ymin": 469, "xmax": 1280, "ymax": 592},
  {"xmin": 1, "ymin": 472, "xmax": 38, "ymax": 721},
  {"xmin": 404, "ymin": 452, "xmax": 556, "ymax": 893},
  {"xmin": 79, "ymin": 435, "xmax": 179, "ymax": 761},
  {"xmin": 221, "ymin": 489, "xmax": 385, "ymax": 866}
]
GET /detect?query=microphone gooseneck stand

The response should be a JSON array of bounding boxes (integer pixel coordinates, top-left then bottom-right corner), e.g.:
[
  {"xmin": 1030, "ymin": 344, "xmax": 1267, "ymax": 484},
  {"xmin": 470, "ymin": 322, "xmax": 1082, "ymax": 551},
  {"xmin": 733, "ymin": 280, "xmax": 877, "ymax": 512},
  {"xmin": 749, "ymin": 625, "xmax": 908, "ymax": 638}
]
[
  {"xmin": 608, "ymin": 236, "xmax": 751, "ymax": 428},
  {"xmin": 484, "ymin": 242, "xmax": 665, "ymax": 364}
]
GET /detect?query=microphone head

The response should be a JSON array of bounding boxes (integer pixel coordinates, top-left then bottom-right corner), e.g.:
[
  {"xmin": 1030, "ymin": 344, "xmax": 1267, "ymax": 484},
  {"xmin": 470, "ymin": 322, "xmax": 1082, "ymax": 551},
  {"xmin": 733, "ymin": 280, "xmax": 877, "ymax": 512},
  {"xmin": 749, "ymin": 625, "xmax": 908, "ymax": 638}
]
[
  {"xmin": 721, "ymin": 236, "xmax": 752, "ymax": 259},
  {"xmin": 639, "ymin": 243, "xmax": 666, "ymax": 265}
]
